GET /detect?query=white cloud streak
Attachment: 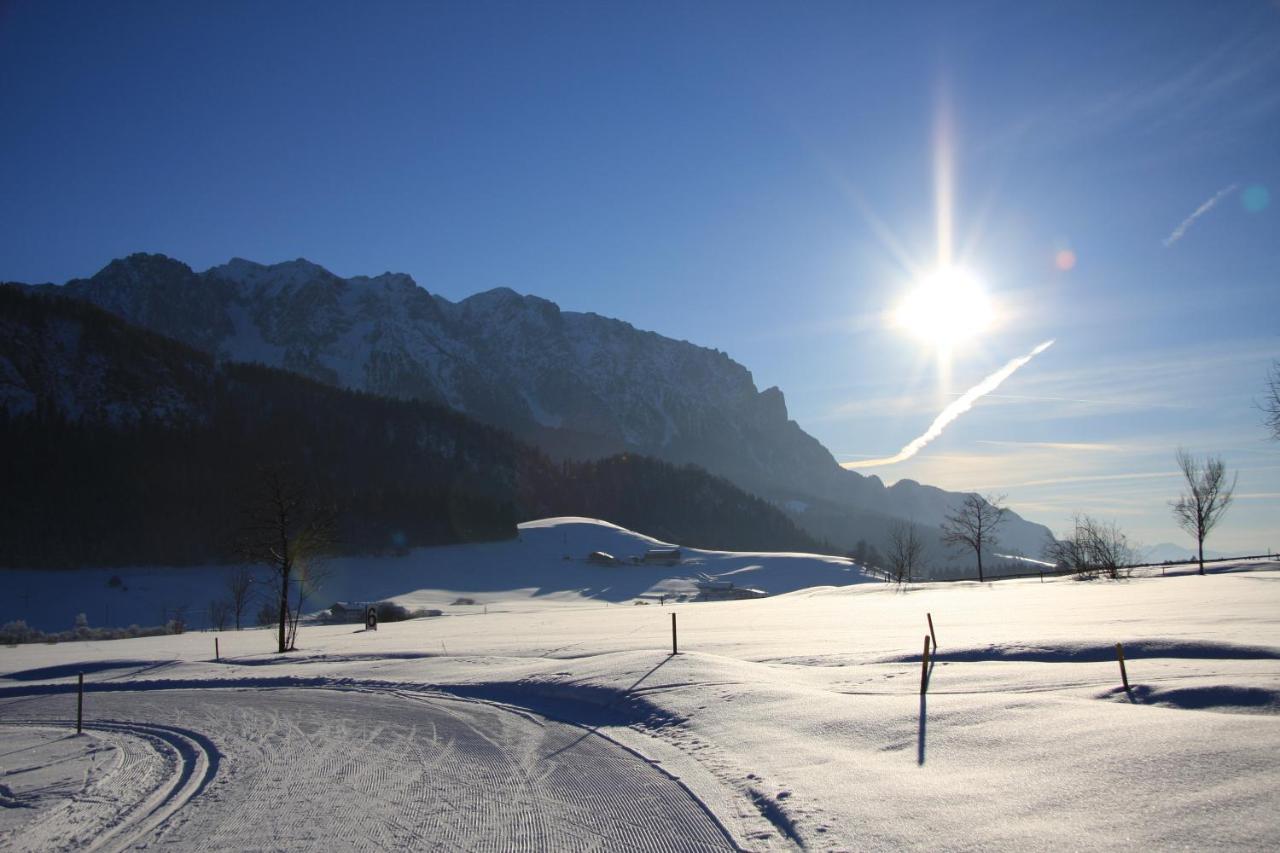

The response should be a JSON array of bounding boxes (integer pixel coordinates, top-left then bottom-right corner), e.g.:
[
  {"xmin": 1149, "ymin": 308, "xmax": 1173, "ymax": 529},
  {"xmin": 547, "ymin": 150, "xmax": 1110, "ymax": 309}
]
[
  {"xmin": 974, "ymin": 440, "xmax": 1128, "ymax": 452},
  {"xmin": 843, "ymin": 340, "xmax": 1055, "ymax": 469},
  {"xmin": 1163, "ymin": 184, "xmax": 1238, "ymax": 247}
]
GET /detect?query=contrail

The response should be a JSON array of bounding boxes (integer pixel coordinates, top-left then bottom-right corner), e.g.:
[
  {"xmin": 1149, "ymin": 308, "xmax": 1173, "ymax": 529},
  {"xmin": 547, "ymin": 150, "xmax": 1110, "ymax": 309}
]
[
  {"xmin": 843, "ymin": 340, "xmax": 1056, "ymax": 469},
  {"xmin": 1163, "ymin": 184, "xmax": 1237, "ymax": 247}
]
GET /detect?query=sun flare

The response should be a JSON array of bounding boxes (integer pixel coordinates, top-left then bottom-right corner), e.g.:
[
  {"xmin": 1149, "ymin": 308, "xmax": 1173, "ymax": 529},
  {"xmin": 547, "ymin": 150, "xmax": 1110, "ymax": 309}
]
[{"xmin": 893, "ymin": 267, "xmax": 994, "ymax": 348}]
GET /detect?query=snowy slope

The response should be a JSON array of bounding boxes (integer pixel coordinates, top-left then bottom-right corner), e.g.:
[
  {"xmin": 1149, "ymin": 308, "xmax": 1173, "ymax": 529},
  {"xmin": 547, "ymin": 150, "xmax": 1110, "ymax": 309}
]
[
  {"xmin": 2, "ymin": 558, "xmax": 1277, "ymax": 850},
  {"xmin": 0, "ymin": 518, "xmax": 874, "ymax": 633}
]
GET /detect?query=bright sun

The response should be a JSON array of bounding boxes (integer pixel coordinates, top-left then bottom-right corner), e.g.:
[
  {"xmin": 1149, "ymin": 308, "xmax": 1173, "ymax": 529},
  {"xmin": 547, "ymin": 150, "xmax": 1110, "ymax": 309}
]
[{"xmin": 893, "ymin": 267, "xmax": 994, "ymax": 348}]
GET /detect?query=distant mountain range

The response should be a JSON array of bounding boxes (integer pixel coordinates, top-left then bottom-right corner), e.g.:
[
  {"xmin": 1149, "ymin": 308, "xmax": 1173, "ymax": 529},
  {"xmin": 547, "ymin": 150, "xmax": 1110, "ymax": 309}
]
[
  {"xmin": 10, "ymin": 253, "xmax": 1056, "ymax": 566},
  {"xmin": 0, "ymin": 286, "xmax": 822, "ymax": 567},
  {"xmin": 1140, "ymin": 543, "xmax": 1228, "ymax": 563}
]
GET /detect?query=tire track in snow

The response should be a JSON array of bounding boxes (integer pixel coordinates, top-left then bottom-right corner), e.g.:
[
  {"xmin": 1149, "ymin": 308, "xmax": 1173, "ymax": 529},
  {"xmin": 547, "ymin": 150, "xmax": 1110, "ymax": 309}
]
[{"xmin": 9, "ymin": 688, "xmax": 736, "ymax": 851}]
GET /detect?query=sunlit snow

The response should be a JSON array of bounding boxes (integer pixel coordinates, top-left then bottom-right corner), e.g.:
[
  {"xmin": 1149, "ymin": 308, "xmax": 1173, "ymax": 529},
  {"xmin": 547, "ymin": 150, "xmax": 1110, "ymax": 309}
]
[{"xmin": 2, "ymin": 518, "xmax": 1278, "ymax": 850}]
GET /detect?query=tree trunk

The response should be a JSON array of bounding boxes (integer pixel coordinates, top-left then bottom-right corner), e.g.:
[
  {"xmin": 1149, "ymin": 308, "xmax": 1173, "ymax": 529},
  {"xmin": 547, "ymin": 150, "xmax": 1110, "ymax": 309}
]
[
  {"xmin": 277, "ymin": 563, "xmax": 290, "ymax": 653},
  {"xmin": 976, "ymin": 547, "xmax": 984, "ymax": 583},
  {"xmin": 1198, "ymin": 538, "xmax": 1205, "ymax": 576}
]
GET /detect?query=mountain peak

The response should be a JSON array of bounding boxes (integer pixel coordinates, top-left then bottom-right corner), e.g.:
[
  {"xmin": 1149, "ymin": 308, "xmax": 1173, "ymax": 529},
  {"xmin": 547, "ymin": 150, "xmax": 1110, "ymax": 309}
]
[
  {"xmin": 458, "ymin": 287, "xmax": 564, "ymax": 320},
  {"xmin": 462, "ymin": 286, "xmax": 524, "ymax": 305},
  {"xmin": 207, "ymin": 256, "xmax": 333, "ymax": 287},
  {"xmin": 758, "ymin": 386, "xmax": 789, "ymax": 421},
  {"xmin": 93, "ymin": 253, "xmax": 195, "ymax": 284}
]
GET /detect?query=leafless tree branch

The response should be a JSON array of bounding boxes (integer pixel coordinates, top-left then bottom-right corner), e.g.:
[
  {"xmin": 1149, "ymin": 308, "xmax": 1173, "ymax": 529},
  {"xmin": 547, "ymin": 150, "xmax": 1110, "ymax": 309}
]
[
  {"xmin": 887, "ymin": 519, "xmax": 928, "ymax": 586},
  {"xmin": 941, "ymin": 493, "xmax": 1008, "ymax": 582},
  {"xmin": 1170, "ymin": 448, "xmax": 1235, "ymax": 575},
  {"xmin": 238, "ymin": 464, "xmax": 337, "ymax": 652},
  {"xmin": 1044, "ymin": 513, "xmax": 1135, "ymax": 579},
  {"xmin": 1264, "ymin": 360, "xmax": 1280, "ymax": 442}
]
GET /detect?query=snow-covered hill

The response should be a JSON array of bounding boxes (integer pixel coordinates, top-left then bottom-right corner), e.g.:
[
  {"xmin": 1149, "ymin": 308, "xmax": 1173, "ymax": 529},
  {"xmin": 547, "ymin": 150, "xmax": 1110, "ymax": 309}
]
[
  {"xmin": 20, "ymin": 253, "xmax": 1056, "ymax": 560},
  {"xmin": 1, "ymin": 518, "xmax": 875, "ymax": 632}
]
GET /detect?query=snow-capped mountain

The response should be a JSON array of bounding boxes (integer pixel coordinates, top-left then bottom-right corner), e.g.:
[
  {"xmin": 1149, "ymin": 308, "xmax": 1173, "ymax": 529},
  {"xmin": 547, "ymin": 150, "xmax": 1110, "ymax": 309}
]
[{"xmin": 28, "ymin": 253, "xmax": 1055, "ymax": 561}]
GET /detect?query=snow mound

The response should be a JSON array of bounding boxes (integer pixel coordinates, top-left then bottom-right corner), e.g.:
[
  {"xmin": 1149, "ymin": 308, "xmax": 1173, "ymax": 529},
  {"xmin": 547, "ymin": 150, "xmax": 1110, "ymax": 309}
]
[
  {"xmin": 517, "ymin": 516, "xmax": 675, "ymax": 554},
  {"xmin": 2, "ymin": 517, "xmax": 877, "ymax": 632}
]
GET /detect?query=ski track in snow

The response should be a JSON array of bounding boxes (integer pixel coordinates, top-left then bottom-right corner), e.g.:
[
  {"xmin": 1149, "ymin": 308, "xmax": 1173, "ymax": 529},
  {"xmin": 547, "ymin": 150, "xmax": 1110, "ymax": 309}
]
[
  {"xmin": 0, "ymin": 720, "xmax": 212, "ymax": 853},
  {"xmin": 1, "ymin": 688, "xmax": 736, "ymax": 852}
]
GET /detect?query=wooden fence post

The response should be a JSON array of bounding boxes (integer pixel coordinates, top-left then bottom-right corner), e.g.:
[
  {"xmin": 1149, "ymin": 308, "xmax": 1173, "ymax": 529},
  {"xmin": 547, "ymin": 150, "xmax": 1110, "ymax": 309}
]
[
  {"xmin": 920, "ymin": 635, "xmax": 931, "ymax": 695},
  {"xmin": 1116, "ymin": 642, "xmax": 1130, "ymax": 691}
]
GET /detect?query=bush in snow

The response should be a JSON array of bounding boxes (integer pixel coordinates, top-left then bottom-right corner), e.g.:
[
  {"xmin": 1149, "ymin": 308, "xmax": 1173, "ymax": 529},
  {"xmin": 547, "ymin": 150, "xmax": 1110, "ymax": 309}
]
[
  {"xmin": 1044, "ymin": 514, "xmax": 1135, "ymax": 580},
  {"xmin": 1, "ymin": 616, "xmax": 180, "ymax": 645},
  {"xmin": 256, "ymin": 601, "xmax": 278, "ymax": 627},
  {"xmin": 1, "ymin": 620, "xmax": 37, "ymax": 645},
  {"xmin": 373, "ymin": 602, "xmax": 410, "ymax": 622}
]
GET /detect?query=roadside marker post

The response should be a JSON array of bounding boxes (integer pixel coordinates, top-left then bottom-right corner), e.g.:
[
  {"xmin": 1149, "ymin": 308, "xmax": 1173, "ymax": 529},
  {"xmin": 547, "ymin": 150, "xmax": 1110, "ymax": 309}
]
[
  {"xmin": 671, "ymin": 613, "xmax": 678, "ymax": 655},
  {"xmin": 215, "ymin": 637, "xmax": 220, "ymax": 661},
  {"xmin": 920, "ymin": 636, "xmax": 931, "ymax": 694},
  {"xmin": 76, "ymin": 672, "xmax": 84, "ymax": 734},
  {"xmin": 1116, "ymin": 642, "xmax": 1130, "ymax": 692}
]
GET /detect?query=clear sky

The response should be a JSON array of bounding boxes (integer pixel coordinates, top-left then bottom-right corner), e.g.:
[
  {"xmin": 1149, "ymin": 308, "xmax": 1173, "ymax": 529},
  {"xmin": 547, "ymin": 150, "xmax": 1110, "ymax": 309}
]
[{"xmin": 3, "ymin": 1, "xmax": 1277, "ymax": 553}]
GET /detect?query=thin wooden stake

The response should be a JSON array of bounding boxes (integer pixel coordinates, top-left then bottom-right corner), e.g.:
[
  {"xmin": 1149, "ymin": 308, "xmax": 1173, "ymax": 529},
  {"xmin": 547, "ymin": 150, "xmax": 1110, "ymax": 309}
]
[
  {"xmin": 671, "ymin": 613, "xmax": 678, "ymax": 655},
  {"xmin": 1116, "ymin": 642, "xmax": 1130, "ymax": 691},
  {"xmin": 215, "ymin": 636, "xmax": 220, "ymax": 662},
  {"xmin": 927, "ymin": 613, "xmax": 937, "ymax": 650},
  {"xmin": 76, "ymin": 672, "xmax": 84, "ymax": 734},
  {"xmin": 920, "ymin": 635, "xmax": 931, "ymax": 695}
]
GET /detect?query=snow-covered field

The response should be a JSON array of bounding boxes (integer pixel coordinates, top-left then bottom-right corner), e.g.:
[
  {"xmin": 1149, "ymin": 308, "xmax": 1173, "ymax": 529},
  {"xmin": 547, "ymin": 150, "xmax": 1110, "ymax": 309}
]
[
  {"xmin": 1, "ymin": 518, "xmax": 869, "ymax": 633},
  {"xmin": 3, "ymin": 518, "xmax": 1279, "ymax": 850}
]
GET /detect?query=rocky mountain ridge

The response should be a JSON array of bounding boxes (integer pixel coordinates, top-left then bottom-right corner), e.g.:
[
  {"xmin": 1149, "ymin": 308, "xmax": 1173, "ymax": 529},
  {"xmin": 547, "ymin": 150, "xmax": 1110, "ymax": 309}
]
[
  {"xmin": 0, "ymin": 285, "xmax": 822, "ymax": 566},
  {"xmin": 20, "ymin": 253, "xmax": 1056, "ymax": 564}
]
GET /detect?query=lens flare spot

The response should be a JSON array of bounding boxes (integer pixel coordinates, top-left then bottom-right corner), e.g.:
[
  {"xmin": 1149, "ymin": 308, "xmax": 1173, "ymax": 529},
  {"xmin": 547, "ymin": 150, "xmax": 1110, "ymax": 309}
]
[
  {"xmin": 1242, "ymin": 185, "xmax": 1270, "ymax": 213},
  {"xmin": 1055, "ymin": 249, "xmax": 1077, "ymax": 271}
]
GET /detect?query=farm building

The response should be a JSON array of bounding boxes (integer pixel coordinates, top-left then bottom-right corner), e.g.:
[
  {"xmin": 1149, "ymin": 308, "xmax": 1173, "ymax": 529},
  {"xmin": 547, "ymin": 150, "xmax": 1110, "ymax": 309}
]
[{"xmin": 642, "ymin": 548, "xmax": 682, "ymax": 565}]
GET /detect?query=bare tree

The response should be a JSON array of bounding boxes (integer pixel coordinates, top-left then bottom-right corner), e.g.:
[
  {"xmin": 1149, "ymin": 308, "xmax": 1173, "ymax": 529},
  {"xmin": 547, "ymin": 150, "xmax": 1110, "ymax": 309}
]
[
  {"xmin": 1044, "ymin": 514, "xmax": 1136, "ymax": 580},
  {"xmin": 1171, "ymin": 449, "xmax": 1236, "ymax": 575},
  {"xmin": 887, "ymin": 519, "xmax": 927, "ymax": 586},
  {"xmin": 941, "ymin": 493, "xmax": 1008, "ymax": 582},
  {"xmin": 226, "ymin": 566, "xmax": 255, "ymax": 631},
  {"xmin": 1264, "ymin": 360, "xmax": 1280, "ymax": 442},
  {"xmin": 208, "ymin": 599, "xmax": 231, "ymax": 631},
  {"xmin": 283, "ymin": 561, "xmax": 331, "ymax": 652},
  {"xmin": 239, "ymin": 465, "xmax": 337, "ymax": 653}
]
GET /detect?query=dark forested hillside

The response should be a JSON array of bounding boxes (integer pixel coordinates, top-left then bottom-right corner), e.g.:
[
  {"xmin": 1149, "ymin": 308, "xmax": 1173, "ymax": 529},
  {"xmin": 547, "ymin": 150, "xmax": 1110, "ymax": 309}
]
[
  {"xmin": 1, "ymin": 287, "xmax": 823, "ymax": 567},
  {"xmin": 542, "ymin": 455, "xmax": 823, "ymax": 553}
]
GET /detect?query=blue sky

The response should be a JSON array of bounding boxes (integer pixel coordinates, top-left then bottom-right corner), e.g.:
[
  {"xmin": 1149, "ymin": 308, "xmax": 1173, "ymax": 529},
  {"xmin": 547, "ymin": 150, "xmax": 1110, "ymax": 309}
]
[{"xmin": 2, "ymin": 1, "xmax": 1277, "ymax": 552}]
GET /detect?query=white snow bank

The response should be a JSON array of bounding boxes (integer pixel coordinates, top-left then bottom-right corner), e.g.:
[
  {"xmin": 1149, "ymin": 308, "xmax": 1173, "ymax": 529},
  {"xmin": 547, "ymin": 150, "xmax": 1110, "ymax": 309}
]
[{"xmin": 2, "ymin": 563, "xmax": 1278, "ymax": 849}]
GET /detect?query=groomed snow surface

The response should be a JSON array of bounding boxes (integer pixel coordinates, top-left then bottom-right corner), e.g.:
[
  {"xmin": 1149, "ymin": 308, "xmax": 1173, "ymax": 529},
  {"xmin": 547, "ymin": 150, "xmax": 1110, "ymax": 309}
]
[{"xmin": 3, "ymin": 518, "xmax": 1279, "ymax": 851}]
